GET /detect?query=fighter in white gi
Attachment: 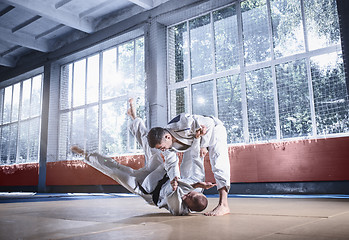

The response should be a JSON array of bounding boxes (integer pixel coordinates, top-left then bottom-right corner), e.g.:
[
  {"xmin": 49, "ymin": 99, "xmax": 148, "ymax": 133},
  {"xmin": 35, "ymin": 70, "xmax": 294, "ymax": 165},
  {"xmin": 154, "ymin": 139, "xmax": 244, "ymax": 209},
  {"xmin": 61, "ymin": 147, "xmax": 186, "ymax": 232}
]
[
  {"xmin": 71, "ymin": 100, "xmax": 215, "ymax": 215},
  {"xmin": 147, "ymin": 113, "xmax": 231, "ymax": 216}
]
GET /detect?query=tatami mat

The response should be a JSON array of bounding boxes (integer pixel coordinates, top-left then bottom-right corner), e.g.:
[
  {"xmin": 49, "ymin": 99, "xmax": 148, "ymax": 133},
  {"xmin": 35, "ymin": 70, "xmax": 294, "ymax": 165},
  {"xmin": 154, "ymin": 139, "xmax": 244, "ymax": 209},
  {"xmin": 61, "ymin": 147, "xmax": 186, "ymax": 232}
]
[{"xmin": 0, "ymin": 193, "xmax": 348, "ymax": 239}]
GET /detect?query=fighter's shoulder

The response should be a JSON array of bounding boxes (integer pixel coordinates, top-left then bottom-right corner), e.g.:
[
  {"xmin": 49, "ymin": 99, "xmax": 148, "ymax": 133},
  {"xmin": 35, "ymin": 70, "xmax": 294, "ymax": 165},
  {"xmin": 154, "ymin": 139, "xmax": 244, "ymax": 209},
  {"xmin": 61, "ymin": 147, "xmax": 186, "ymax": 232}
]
[{"xmin": 168, "ymin": 113, "xmax": 191, "ymax": 124}]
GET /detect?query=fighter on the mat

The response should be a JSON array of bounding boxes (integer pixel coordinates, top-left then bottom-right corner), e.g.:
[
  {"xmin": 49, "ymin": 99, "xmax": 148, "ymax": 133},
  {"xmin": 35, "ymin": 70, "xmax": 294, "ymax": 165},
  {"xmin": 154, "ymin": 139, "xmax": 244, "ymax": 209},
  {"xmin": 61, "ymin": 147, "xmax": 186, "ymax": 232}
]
[
  {"xmin": 147, "ymin": 112, "xmax": 231, "ymax": 216},
  {"xmin": 71, "ymin": 99, "xmax": 216, "ymax": 215}
]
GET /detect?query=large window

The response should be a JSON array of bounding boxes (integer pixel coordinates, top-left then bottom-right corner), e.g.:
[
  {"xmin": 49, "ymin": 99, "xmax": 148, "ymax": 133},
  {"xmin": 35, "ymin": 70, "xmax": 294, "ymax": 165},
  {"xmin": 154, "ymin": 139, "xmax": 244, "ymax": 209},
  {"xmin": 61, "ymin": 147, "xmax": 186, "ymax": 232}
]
[
  {"xmin": 0, "ymin": 75, "xmax": 43, "ymax": 165},
  {"xmin": 59, "ymin": 37, "xmax": 145, "ymax": 160},
  {"xmin": 168, "ymin": 0, "xmax": 348, "ymax": 144}
]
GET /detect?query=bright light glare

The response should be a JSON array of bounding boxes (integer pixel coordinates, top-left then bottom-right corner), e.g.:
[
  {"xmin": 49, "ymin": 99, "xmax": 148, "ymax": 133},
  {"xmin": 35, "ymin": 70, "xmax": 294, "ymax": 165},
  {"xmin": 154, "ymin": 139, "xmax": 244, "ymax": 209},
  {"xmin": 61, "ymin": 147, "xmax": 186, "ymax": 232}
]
[{"xmin": 197, "ymin": 97, "xmax": 205, "ymax": 104}]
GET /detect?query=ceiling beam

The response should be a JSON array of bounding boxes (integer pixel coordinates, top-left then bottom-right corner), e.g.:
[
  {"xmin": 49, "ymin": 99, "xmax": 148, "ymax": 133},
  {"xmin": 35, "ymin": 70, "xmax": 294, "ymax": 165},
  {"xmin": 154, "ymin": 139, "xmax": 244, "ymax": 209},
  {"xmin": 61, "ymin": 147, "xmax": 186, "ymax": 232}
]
[
  {"xmin": 55, "ymin": 0, "xmax": 73, "ymax": 9},
  {"xmin": 35, "ymin": 24, "xmax": 65, "ymax": 40},
  {"xmin": 12, "ymin": 15, "xmax": 42, "ymax": 33},
  {"xmin": 0, "ymin": 55, "xmax": 17, "ymax": 67},
  {"xmin": 127, "ymin": 0, "xmax": 153, "ymax": 9},
  {"xmin": 94, "ymin": 4, "xmax": 144, "ymax": 31},
  {"xmin": 79, "ymin": 0, "xmax": 113, "ymax": 18},
  {"xmin": 0, "ymin": 42, "xmax": 21, "ymax": 56},
  {"xmin": 3, "ymin": 0, "xmax": 95, "ymax": 33},
  {"xmin": 0, "ymin": 25, "xmax": 53, "ymax": 52},
  {"xmin": 0, "ymin": 5, "xmax": 15, "ymax": 16}
]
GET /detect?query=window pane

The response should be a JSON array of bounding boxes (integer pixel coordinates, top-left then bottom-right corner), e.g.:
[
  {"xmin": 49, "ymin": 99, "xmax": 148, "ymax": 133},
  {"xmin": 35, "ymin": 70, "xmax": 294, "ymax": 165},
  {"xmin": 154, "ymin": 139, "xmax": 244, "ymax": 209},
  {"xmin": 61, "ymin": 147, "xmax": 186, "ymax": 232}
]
[
  {"xmin": 31, "ymin": 75, "xmax": 42, "ymax": 117},
  {"xmin": 217, "ymin": 75, "xmax": 243, "ymax": 143},
  {"xmin": 311, "ymin": 52, "xmax": 349, "ymax": 135},
  {"xmin": 18, "ymin": 120, "xmax": 29, "ymax": 163},
  {"xmin": 192, "ymin": 80, "xmax": 215, "ymax": 116},
  {"xmin": 190, "ymin": 14, "xmax": 213, "ymax": 78},
  {"xmin": 170, "ymin": 87, "xmax": 188, "ymax": 120},
  {"xmin": 73, "ymin": 59, "xmax": 86, "ymax": 107},
  {"xmin": 0, "ymin": 126, "xmax": 10, "ymax": 164},
  {"xmin": 135, "ymin": 37, "xmax": 145, "ymax": 92},
  {"xmin": 242, "ymin": 0, "xmax": 271, "ymax": 65},
  {"xmin": 128, "ymin": 97, "xmax": 146, "ymax": 151},
  {"xmin": 29, "ymin": 118, "xmax": 40, "ymax": 162},
  {"xmin": 86, "ymin": 106, "xmax": 99, "ymax": 152},
  {"xmin": 60, "ymin": 64, "xmax": 72, "ymax": 110},
  {"xmin": 271, "ymin": 0, "xmax": 305, "ymax": 58},
  {"xmin": 276, "ymin": 59, "xmax": 312, "ymax": 138},
  {"xmin": 135, "ymin": 96, "xmax": 146, "ymax": 122},
  {"xmin": 86, "ymin": 54, "xmax": 99, "ymax": 104},
  {"xmin": 134, "ymin": 39, "xmax": 146, "ymax": 122},
  {"xmin": 304, "ymin": 0, "xmax": 340, "ymax": 51},
  {"xmin": 213, "ymin": 5, "xmax": 239, "ymax": 72},
  {"xmin": 3, "ymin": 86, "xmax": 12, "ymax": 124},
  {"xmin": 71, "ymin": 109, "xmax": 85, "ymax": 150},
  {"xmin": 21, "ymin": 79, "xmax": 31, "ymax": 119},
  {"xmin": 11, "ymin": 83, "xmax": 20, "ymax": 122},
  {"xmin": 102, "ymin": 48, "xmax": 117, "ymax": 100},
  {"xmin": 246, "ymin": 67, "xmax": 276, "ymax": 142},
  {"xmin": 118, "ymin": 41, "xmax": 135, "ymax": 92},
  {"xmin": 169, "ymin": 23, "xmax": 189, "ymax": 83},
  {"xmin": 9, "ymin": 124, "xmax": 18, "ymax": 164},
  {"xmin": 101, "ymin": 101, "xmax": 127, "ymax": 156},
  {"xmin": 59, "ymin": 112, "xmax": 71, "ymax": 160}
]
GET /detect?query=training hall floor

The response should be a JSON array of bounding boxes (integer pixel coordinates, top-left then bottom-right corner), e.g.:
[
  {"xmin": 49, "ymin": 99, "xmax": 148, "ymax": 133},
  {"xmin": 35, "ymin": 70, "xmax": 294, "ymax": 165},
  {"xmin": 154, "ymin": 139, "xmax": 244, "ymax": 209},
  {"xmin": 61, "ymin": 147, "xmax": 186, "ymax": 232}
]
[{"xmin": 0, "ymin": 193, "xmax": 349, "ymax": 240}]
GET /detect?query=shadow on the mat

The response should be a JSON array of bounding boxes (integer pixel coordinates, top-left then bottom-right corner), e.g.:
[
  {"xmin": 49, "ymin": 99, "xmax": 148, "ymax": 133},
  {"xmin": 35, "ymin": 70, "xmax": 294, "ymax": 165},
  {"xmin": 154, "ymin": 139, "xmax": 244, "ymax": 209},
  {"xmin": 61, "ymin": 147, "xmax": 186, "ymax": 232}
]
[
  {"xmin": 133, "ymin": 212, "xmax": 204, "ymax": 218},
  {"xmin": 134, "ymin": 212, "xmax": 173, "ymax": 217},
  {"xmin": 119, "ymin": 212, "xmax": 203, "ymax": 224}
]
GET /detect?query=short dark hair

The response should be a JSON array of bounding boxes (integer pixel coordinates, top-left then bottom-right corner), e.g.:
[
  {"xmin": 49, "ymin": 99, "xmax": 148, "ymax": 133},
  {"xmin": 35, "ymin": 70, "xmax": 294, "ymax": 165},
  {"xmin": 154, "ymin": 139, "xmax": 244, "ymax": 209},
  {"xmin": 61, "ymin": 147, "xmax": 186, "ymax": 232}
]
[
  {"xmin": 190, "ymin": 194, "xmax": 208, "ymax": 212},
  {"xmin": 147, "ymin": 127, "xmax": 167, "ymax": 148}
]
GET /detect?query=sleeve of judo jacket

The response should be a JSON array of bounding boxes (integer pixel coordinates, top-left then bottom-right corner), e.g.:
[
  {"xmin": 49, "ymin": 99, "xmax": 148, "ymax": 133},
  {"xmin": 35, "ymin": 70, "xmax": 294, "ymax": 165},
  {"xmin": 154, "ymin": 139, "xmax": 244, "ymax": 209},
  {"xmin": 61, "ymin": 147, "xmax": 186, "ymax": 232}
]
[
  {"xmin": 163, "ymin": 150, "xmax": 180, "ymax": 181},
  {"xmin": 179, "ymin": 137, "xmax": 205, "ymax": 185},
  {"xmin": 165, "ymin": 181, "xmax": 193, "ymax": 215},
  {"xmin": 129, "ymin": 117, "xmax": 160, "ymax": 168},
  {"xmin": 192, "ymin": 115, "xmax": 216, "ymax": 148}
]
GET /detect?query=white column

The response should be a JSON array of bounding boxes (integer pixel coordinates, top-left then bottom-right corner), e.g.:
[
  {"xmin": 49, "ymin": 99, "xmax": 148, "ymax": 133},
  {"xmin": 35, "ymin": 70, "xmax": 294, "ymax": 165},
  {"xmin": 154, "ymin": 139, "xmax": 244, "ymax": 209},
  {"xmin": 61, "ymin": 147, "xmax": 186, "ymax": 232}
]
[{"xmin": 145, "ymin": 20, "xmax": 168, "ymax": 128}]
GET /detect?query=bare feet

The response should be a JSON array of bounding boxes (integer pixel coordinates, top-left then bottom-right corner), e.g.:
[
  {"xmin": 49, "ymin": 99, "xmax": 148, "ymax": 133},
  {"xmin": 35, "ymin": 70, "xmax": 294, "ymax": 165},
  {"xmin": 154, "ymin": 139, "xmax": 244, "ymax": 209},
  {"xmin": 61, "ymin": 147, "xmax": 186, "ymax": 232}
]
[
  {"xmin": 204, "ymin": 204, "xmax": 230, "ymax": 216},
  {"xmin": 71, "ymin": 146, "xmax": 86, "ymax": 157},
  {"xmin": 204, "ymin": 186, "xmax": 230, "ymax": 216},
  {"xmin": 127, "ymin": 98, "xmax": 136, "ymax": 120}
]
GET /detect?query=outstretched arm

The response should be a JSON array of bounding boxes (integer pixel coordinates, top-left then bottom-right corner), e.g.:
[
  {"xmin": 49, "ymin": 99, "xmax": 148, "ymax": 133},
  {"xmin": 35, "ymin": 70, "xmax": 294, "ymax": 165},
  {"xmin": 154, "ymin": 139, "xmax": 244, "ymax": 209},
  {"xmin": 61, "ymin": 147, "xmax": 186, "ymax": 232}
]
[
  {"xmin": 192, "ymin": 181, "xmax": 216, "ymax": 189},
  {"xmin": 171, "ymin": 176, "xmax": 216, "ymax": 191},
  {"xmin": 127, "ymin": 98, "xmax": 137, "ymax": 120}
]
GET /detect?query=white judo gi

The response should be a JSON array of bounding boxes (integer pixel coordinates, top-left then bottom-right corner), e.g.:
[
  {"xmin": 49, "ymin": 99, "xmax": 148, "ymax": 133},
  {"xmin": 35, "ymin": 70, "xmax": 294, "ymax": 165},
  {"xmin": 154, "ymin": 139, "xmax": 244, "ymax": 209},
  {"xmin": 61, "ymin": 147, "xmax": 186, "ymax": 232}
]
[
  {"xmin": 83, "ymin": 117, "xmax": 203, "ymax": 215},
  {"xmin": 164, "ymin": 113, "xmax": 231, "ymax": 191}
]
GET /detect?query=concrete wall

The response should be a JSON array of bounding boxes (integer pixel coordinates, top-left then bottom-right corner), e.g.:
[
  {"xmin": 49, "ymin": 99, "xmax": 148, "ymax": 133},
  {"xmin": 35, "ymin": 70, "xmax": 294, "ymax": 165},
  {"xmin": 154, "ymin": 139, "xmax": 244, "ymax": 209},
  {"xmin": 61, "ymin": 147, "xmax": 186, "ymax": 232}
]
[{"xmin": 1, "ymin": 137, "xmax": 349, "ymax": 194}]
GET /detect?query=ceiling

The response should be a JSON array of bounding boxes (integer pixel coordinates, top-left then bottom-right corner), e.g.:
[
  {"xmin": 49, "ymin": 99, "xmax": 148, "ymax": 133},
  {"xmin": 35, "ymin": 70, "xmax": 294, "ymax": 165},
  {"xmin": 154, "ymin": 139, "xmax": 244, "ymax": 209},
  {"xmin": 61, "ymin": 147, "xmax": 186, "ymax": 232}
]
[{"xmin": 0, "ymin": 0, "xmax": 168, "ymax": 70}]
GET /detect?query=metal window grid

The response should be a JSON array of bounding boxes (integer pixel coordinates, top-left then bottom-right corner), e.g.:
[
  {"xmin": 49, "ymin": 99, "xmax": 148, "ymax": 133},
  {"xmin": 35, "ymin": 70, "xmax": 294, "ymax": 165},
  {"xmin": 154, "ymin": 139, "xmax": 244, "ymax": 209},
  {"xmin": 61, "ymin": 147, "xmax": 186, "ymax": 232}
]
[
  {"xmin": 0, "ymin": 75, "xmax": 43, "ymax": 165},
  {"xmin": 58, "ymin": 37, "xmax": 145, "ymax": 160},
  {"xmin": 166, "ymin": 0, "xmax": 347, "ymax": 145}
]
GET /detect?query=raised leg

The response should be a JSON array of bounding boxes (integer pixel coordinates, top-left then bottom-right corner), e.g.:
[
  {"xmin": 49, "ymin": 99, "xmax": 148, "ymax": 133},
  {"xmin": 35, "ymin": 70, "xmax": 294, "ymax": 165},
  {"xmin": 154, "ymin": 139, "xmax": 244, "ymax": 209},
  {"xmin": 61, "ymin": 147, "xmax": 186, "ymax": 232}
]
[{"xmin": 71, "ymin": 146, "xmax": 139, "ymax": 194}]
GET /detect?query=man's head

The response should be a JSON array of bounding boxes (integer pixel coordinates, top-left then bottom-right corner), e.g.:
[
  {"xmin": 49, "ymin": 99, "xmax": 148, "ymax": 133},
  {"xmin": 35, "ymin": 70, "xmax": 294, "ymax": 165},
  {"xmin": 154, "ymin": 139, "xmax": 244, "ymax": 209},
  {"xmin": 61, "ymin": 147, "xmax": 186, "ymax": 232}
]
[
  {"xmin": 147, "ymin": 127, "xmax": 173, "ymax": 150},
  {"xmin": 182, "ymin": 191, "xmax": 208, "ymax": 212}
]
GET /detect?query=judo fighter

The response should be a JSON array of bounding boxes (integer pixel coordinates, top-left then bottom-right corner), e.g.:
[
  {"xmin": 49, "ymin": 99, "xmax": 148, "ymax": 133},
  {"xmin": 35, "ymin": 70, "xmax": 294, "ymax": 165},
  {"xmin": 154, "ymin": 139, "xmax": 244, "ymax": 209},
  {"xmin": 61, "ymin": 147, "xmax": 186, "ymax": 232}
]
[
  {"xmin": 147, "ymin": 113, "xmax": 231, "ymax": 216},
  {"xmin": 71, "ymin": 99, "xmax": 215, "ymax": 215}
]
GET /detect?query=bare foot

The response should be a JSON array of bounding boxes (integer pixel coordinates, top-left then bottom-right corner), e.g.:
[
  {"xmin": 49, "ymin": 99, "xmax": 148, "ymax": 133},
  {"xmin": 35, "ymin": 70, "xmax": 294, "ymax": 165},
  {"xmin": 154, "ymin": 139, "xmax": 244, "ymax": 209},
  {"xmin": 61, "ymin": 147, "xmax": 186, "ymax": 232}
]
[
  {"xmin": 204, "ymin": 204, "xmax": 230, "ymax": 216},
  {"xmin": 127, "ymin": 98, "xmax": 136, "ymax": 120},
  {"xmin": 71, "ymin": 146, "xmax": 86, "ymax": 156}
]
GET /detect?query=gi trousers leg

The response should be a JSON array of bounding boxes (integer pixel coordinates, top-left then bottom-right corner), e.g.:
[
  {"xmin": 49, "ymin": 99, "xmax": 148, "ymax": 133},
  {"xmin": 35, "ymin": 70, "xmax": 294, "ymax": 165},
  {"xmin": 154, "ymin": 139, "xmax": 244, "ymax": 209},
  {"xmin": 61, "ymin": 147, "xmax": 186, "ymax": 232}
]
[
  {"xmin": 86, "ymin": 153, "xmax": 140, "ymax": 194},
  {"xmin": 208, "ymin": 124, "xmax": 231, "ymax": 191}
]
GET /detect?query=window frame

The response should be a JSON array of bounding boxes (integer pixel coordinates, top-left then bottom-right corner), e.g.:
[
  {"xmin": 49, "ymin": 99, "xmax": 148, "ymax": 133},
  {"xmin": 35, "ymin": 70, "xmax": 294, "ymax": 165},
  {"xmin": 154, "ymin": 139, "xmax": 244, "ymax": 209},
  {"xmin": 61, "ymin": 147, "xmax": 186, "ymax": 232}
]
[
  {"xmin": 58, "ymin": 35, "xmax": 146, "ymax": 160},
  {"xmin": 0, "ymin": 71, "xmax": 43, "ymax": 165},
  {"xmin": 166, "ymin": 0, "xmax": 346, "ymax": 145}
]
